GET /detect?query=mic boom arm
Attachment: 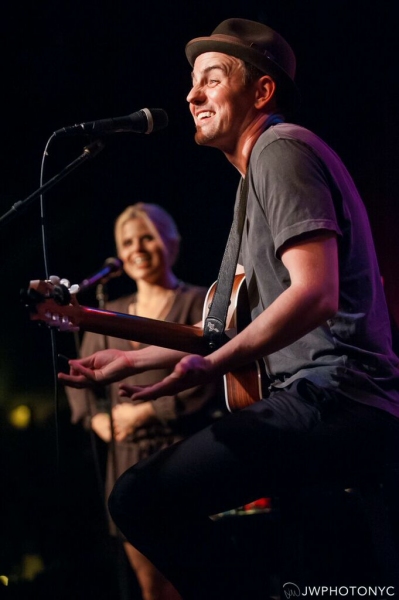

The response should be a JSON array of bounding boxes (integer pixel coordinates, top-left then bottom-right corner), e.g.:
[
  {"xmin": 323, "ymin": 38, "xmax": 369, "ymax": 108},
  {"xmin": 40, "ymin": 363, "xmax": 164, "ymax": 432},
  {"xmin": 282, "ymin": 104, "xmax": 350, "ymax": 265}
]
[{"xmin": 0, "ymin": 140, "xmax": 105, "ymax": 229}]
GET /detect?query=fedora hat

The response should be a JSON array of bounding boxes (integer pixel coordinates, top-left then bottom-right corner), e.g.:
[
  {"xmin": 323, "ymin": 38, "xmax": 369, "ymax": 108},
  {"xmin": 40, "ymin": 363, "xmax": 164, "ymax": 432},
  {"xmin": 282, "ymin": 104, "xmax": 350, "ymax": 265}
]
[{"xmin": 185, "ymin": 18, "xmax": 299, "ymax": 112}]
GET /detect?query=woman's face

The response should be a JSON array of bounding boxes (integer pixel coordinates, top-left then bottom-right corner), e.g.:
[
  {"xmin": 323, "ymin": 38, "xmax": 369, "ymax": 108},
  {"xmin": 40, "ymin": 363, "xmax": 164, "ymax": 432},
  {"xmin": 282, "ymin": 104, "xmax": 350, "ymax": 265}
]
[{"xmin": 117, "ymin": 217, "xmax": 171, "ymax": 284}]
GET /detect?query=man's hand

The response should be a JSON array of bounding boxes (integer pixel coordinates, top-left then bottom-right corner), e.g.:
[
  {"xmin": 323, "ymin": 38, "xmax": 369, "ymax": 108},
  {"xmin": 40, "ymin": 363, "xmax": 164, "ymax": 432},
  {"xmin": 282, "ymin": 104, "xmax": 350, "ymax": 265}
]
[
  {"xmin": 112, "ymin": 402, "xmax": 157, "ymax": 442},
  {"xmin": 58, "ymin": 349, "xmax": 136, "ymax": 388},
  {"xmin": 119, "ymin": 354, "xmax": 214, "ymax": 401}
]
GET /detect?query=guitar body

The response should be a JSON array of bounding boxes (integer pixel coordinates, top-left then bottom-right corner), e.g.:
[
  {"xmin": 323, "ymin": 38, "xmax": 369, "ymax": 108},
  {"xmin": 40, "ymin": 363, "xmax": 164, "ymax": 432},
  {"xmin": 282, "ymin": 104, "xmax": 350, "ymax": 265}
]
[
  {"xmin": 25, "ymin": 274, "xmax": 268, "ymax": 412},
  {"xmin": 205, "ymin": 274, "xmax": 268, "ymax": 412}
]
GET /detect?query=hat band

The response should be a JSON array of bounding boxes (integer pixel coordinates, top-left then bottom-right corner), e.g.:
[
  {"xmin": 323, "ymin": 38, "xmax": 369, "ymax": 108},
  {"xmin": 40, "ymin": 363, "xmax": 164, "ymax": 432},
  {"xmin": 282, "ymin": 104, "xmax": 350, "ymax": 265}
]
[{"xmin": 202, "ymin": 33, "xmax": 276, "ymax": 62}]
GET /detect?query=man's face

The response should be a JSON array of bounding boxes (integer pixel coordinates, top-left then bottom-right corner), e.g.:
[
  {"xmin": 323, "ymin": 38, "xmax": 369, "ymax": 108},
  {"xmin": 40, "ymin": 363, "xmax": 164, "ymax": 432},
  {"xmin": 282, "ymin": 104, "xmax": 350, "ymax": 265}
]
[{"xmin": 186, "ymin": 52, "xmax": 257, "ymax": 154}]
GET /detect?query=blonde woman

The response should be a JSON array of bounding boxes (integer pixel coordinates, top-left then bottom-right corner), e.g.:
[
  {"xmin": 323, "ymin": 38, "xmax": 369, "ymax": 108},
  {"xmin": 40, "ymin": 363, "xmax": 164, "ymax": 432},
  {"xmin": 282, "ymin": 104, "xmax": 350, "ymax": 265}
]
[{"xmin": 66, "ymin": 203, "xmax": 221, "ymax": 600}]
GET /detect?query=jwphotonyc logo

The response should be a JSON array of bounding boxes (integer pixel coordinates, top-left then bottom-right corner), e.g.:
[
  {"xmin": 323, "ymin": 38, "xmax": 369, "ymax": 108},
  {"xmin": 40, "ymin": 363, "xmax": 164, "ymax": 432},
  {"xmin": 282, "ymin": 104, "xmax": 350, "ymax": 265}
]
[{"xmin": 282, "ymin": 582, "xmax": 396, "ymax": 598}]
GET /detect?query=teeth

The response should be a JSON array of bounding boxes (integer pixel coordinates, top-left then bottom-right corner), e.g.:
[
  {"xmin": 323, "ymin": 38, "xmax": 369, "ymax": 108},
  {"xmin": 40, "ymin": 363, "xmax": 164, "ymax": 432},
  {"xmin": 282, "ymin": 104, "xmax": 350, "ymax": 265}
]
[
  {"xmin": 134, "ymin": 256, "xmax": 149, "ymax": 265},
  {"xmin": 198, "ymin": 111, "xmax": 213, "ymax": 120}
]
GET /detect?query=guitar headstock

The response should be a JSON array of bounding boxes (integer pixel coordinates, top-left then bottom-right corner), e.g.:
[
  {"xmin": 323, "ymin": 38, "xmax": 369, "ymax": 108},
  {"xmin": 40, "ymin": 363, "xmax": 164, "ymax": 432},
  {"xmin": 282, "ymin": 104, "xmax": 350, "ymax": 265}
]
[{"xmin": 22, "ymin": 276, "xmax": 81, "ymax": 332}]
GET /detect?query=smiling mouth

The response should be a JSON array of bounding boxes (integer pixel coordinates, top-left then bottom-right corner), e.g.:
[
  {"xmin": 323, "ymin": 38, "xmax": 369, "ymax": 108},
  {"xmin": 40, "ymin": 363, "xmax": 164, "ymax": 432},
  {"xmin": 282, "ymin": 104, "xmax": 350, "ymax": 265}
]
[
  {"xmin": 133, "ymin": 256, "xmax": 150, "ymax": 265},
  {"xmin": 196, "ymin": 111, "xmax": 214, "ymax": 123}
]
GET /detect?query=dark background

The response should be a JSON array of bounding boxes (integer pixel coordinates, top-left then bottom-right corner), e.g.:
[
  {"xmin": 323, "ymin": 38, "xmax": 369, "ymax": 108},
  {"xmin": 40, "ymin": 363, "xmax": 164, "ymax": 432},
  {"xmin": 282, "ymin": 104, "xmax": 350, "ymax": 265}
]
[{"xmin": 0, "ymin": 0, "xmax": 398, "ymax": 597}]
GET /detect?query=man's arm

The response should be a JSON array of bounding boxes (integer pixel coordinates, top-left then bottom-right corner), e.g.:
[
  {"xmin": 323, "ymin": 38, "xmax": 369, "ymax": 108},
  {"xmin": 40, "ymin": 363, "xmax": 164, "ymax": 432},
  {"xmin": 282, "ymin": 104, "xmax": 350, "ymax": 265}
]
[
  {"xmin": 213, "ymin": 232, "xmax": 338, "ymax": 372},
  {"xmin": 58, "ymin": 331, "xmax": 200, "ymax": 387},
  {"xmin": 124, "ymin": 232, "xmax": 338, "ymax": 400}
]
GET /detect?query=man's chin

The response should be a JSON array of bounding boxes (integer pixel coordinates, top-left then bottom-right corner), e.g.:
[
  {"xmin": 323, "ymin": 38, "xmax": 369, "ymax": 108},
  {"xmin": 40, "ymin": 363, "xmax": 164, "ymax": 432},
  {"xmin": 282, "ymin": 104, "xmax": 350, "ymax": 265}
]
[{"xmin": 194, "ymin": 130, "xmax": 217, "ymax": 147}]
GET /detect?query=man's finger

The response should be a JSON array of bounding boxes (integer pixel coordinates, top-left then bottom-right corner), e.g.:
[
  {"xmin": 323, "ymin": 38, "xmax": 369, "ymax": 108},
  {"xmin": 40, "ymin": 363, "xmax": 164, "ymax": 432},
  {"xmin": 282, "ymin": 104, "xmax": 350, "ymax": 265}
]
[
  {"xmin": 58, "ymin": 374, "xmax": 86, "ymax": 387},
  {"xmin": 68, "ymin": 363, "xmax": 96, "ymax": 379},
  {"xmin": 131, "ymin": 378, "xmax": 186, "ymax": 401}
]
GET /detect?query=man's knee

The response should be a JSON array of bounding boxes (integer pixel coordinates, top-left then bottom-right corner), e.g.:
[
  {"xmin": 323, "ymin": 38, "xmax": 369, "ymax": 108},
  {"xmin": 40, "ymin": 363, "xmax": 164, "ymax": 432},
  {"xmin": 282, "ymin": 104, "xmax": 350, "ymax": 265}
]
[
  {"xmin": 108, "ymin": 465, "xmax": 159, "ymax": 532},
  {"xmin": 108, "ymin": 468, "xmax": 143, "ymax": 530},
  {"xmin": 108, "ymin": 474, "xmax": 127, "ymax": 529}
]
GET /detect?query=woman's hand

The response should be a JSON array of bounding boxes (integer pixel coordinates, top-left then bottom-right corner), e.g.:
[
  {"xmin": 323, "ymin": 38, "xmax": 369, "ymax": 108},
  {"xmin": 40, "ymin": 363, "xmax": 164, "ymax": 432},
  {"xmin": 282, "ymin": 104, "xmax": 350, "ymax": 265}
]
[
  {"xmin": 91, "ymin": 413, "xmax": 112, "ymax": 443},
  {"xmin": 112, "ymin": 402, "xmax": 157, "ymax": 442},
  {"xmin": 58, "ymin": 349, "xmax": 136, "ymax": 388}
]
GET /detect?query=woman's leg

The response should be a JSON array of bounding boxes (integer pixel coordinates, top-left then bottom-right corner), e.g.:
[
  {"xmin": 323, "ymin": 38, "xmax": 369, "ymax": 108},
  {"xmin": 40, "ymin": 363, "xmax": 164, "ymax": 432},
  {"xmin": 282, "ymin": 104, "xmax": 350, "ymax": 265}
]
[{"xmin": 123, "ymin": 542, "xmax": 182, "ymax": 600}]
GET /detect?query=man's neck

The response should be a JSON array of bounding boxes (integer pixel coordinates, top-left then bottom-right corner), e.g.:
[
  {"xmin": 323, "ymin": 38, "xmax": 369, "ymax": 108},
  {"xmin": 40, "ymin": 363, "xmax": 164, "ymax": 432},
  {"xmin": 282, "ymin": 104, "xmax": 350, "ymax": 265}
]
[{"xmin": 225, "ymin": 112, "xmax": 282, "ymax": 176}]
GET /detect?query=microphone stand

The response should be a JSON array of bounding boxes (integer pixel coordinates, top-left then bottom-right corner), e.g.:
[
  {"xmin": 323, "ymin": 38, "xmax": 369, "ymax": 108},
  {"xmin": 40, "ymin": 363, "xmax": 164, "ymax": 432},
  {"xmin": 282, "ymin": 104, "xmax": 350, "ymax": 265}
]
[{"xmin": 0, "ymin": 139, "xmax": 104, "ymax": 228}]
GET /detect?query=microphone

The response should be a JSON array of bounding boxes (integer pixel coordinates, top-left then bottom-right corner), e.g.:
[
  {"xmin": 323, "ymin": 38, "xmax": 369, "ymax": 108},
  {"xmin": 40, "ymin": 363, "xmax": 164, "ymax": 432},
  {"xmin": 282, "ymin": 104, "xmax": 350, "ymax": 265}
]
[
  {"xmin": 54, "ymin": 108, "xmax": 168, "ymax": 137},
  {"xmin": 78, "ymin": 257, "xmax": 123, "ymax": 293}
]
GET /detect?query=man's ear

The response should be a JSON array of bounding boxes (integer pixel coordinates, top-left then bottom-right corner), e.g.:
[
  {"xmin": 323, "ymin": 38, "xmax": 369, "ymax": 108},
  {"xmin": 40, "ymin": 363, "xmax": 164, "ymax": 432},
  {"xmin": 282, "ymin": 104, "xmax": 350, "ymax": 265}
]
[{"xmin": 254, "ymin": 75, "xmax": 276, "ymax": 109}]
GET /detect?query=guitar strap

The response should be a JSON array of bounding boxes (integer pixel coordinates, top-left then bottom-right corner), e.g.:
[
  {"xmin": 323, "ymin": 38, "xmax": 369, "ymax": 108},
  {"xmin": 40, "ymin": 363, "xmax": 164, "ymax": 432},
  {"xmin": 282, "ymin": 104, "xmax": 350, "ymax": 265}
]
[
  {"xmin": 204, "ymin": 114, "xmax": 285, "ymax": 350},
  {"xmin": 204, "ymin": 172, "xmax": 249, "ymax": 349}
]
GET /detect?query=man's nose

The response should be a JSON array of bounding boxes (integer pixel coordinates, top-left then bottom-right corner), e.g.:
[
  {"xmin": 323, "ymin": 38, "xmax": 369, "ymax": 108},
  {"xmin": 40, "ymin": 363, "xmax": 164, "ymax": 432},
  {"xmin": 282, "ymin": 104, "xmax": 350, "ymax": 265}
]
[{"xmin": 186, "ymin": 84, "xmax": 205, "ymax": 104}]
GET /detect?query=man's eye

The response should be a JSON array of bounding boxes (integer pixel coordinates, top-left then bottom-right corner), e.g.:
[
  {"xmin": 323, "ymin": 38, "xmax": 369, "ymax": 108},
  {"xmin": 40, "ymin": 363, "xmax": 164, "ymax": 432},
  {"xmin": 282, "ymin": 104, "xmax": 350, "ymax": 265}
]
[{"xmin": 209, "ymin": 79, "xmax": 219, "ymax": 85}]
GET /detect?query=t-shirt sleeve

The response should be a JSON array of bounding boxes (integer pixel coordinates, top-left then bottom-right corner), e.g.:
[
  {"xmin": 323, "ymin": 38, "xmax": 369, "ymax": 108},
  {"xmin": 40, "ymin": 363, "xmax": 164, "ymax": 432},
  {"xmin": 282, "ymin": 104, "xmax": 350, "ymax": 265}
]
[{"xmin": 252, "ymin": 138, "xmax": 342, "ymax": 256}]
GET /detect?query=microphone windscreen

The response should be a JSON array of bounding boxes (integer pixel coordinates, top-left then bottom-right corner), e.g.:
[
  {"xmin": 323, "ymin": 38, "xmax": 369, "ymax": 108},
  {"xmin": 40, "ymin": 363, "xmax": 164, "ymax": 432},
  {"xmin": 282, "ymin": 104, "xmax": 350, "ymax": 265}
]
[
  {"xmin": 150, "ymin": 108, "xmax": 169, "ymax": 132},
  {"xmin": 104, "ymin": 257, "xmax": 123, "ymax": 273}
]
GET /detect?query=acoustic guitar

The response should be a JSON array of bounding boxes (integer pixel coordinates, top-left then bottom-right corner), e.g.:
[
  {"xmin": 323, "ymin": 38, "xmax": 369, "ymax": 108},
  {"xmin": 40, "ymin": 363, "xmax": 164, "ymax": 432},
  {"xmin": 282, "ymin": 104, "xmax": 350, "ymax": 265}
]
[{"xmin": 23, "ymin": 273, "xmax": 268, "ymax": 412}]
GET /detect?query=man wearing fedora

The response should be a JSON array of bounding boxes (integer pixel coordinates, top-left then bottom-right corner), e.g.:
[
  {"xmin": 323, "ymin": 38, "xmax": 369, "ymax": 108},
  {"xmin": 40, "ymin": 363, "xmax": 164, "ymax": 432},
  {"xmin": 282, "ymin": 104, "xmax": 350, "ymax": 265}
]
[{"xmin": 60, "ymin": 18, "xmax": 399, "ymax": 599}]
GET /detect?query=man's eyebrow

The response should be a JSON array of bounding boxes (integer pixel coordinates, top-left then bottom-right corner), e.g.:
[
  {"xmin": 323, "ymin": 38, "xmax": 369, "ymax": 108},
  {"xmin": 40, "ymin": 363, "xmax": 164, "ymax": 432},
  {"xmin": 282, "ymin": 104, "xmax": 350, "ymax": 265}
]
[{"xmin": 191, "ymin": 64, "xmax": 227, "ymax": 81}]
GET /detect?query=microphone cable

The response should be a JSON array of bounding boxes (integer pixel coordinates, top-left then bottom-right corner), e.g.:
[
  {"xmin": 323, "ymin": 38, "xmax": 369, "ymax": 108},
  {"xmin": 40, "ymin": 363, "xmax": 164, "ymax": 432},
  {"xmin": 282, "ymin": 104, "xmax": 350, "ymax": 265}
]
[
  {"xmin": 39, "ymin": 133, "xmax": 62, "ymax": 474},
  {"xmin": 36, "ymin": 133, "xmax": 65, "ymax": 595}
]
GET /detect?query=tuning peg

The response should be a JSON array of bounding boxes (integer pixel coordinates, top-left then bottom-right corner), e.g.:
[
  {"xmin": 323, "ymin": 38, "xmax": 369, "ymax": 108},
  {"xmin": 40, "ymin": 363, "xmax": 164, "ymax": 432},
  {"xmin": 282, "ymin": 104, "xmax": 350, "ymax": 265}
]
[
  {"xmin": 60, "ymin": 278, "xmax": 71, "ymax": 288},
  {"xmin": 68, "ymin": 284, "xmax": 80, "ymax": 295},
  {"xmin": 52, "ymin": 284, "xmax": 71, "ymax": 306},
  {"xmin": 49, "ymin": 275, "xmax": 61, "ymax": 285}
]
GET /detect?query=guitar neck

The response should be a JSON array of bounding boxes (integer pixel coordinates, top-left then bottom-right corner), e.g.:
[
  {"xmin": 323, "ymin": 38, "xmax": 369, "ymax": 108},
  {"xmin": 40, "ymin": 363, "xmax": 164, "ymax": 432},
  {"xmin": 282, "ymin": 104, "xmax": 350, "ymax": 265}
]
[
  {"xmin": 60, "ymin": 305, "xmax": 210, "ymax": 355},
  {"xmin": 26, "ymin": 275, "xmax": 265, "ymax": 412}
]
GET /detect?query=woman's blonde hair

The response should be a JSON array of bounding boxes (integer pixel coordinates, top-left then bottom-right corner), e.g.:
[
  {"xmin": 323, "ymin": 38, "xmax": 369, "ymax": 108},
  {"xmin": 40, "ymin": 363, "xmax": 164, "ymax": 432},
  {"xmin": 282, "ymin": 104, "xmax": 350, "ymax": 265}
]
[{"xmin": 114, "ymin": 202, "xmax": 181, "ymax": 265}]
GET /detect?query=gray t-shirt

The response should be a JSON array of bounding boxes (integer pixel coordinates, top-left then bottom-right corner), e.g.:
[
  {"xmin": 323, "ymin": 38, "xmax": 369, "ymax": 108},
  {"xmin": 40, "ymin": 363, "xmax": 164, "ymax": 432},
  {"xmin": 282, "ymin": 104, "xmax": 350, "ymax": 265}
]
[{"xmin": 240, "ymin": 123, "xmax": 399, "ymax": 417}]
